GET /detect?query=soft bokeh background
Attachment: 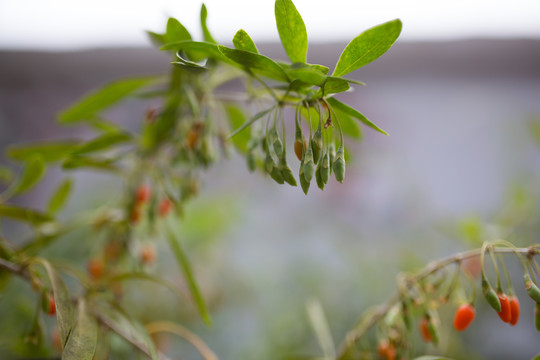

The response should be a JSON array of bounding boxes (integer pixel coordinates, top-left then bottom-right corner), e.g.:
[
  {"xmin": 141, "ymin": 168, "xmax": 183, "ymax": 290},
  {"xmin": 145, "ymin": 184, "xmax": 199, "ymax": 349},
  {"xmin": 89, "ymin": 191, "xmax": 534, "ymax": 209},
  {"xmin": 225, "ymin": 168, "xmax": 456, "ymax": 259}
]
[{"xmin": 1, "ymin": 1, "xmax": 540, "ymax": 359}]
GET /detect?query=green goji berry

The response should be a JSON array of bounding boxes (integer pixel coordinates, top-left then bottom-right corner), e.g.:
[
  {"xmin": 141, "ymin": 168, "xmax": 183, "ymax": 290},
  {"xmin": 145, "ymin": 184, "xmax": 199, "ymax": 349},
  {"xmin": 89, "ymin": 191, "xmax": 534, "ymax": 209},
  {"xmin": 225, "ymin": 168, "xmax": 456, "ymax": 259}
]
[
  {"xmin": 524, "ymin": 272, "xmax": 540, "ymax": 303},
  {"xmin": 482, "ymin": 276, "xmax": 502, "ymax": 312},
  {"xmin": 332, "ymin": 144, "xmax": 345, "ymax": 183}
]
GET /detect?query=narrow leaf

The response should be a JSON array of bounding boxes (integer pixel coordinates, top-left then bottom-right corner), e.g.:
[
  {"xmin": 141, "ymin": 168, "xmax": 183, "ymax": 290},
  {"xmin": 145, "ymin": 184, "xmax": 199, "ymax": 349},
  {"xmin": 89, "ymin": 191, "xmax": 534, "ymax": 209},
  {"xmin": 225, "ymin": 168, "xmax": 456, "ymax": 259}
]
[
  {"xmin": 107, "ymin": 272, "xmax": 189, "ymax": 302},
  {"xmin": 165, "ymin": 221, "xmax": 211, "ymax": 325},
  {"xmin": 233, "ymin": 29, "xmax": 259, "ymax": 53},
  {"xmin": 321, "ymin": 77, "xmax": 350, "ymax": 95},
  {"xmin": 306, "ymin": 299, "xmax": 335, "ymax": 359},
  {"xmin": 8, "ymin": 141, "xmax": 80, "ymax": 163},
  {"xmin": 275, "ymin": 0, "xmax": 308, "ymax": 63},
  {"xmin": 14, "ymin": 156, "xmax": 46, "ymax": 195},
  {"xmin": 218, "ymin": 45, "xmax": 289, "ymax": 82},
  {"xmin": 166, "ymin": 18, "xmax": 192, "ymax": 43},
  {"xmin": 62, "ymin": 299, "xmax": 98, "ymax": 360},
  {"xmin": 71, "ymin": 132, "xmax": 132, "ymax": 155},
  {"xmin": 333, "ymin": 19, "xmax": 402, "ymax": 77},
  {"xmin": 161, "ymin": 41, "xmax": 228, "ymax": 62},
  {"xmin": 38, "ymin": 259, "xmax": 74, "ymax": 348},
  {"xmin": 228, "ymin": 107, "xmax": 274, "ymax": 139},
  {"xmin": 327, "ymin": 97, "xmax": 388, "ymax": 135},
  {"xmin": 62, "ymin": 156, "xmax": 119, "ymax": 172},
  {"xmin": 0, "ymin": 204, "xmax": 52, "ymax": 224},
  {"xmin": 200, "ymin": 4, "xmax": 217, "ymax": 44},
  {"xmin": 0, "ymin": 165, "xmax": 14, "ymax": 185},
  {"xmin": 59, "ymin": 77, "xmax": 159, "ymax": 123},
  {"xmin": 225, "ymin": 105, "xmax": 250, "ymax": 153},
  {"xmin": 287, "ymin": 67, "xmax": 326, "ymax": 87},
  {"xmin": 47, "ymin": 177, "xmax": 73, "ymax": 214}
]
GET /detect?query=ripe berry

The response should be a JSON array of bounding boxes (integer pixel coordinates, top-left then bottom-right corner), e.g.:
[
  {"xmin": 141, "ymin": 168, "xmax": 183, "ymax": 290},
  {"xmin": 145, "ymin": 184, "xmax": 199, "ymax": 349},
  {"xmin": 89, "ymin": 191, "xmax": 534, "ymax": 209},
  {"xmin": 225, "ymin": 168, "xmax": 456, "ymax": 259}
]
[
  {"xmin": 140, "ymin": 245, "xmax": 157, "ymax": 265},
  {"xmin": 48, "ymin": 296, "xmax": 56, "ymax": 316},
  {"xmin": 130, "ymin": 206, "xmax": 142, "ymax": 224},
  {"xmin": 453, "ymin": 303, "xmax": 475, "ymax": 331},
  {"xmin": 158, "ymin": 198, "xmax": 173, "ymax": 217},
  {"xmin": 497, "ymin": 293, "xmax": 512, "ymax": 323},
  {"xmin": 136, "ymin": 185, "xmax": 151, "ymax": 204},
  {"xmin": 509, "ymin": 296, "xmax": 520, "ymax": 326},
  {"xmin": 419, "ymin": 317, "xmax": 432, "ymax": 342},
  {"xmin": 88, "ymin": 258, "xmax": 105, "ymax": 279},
  {"xmin": 377, "ymin": 340, "xmax": 396, "ymax": 360}
]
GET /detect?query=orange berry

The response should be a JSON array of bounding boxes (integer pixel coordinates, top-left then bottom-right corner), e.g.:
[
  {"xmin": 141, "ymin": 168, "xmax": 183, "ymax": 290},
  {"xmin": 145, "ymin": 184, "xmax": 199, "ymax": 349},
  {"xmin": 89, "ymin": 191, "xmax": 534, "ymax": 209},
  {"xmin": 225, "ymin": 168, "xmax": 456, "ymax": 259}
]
[
  {"xmin": 136, "ymin": 185, "xmax": 151, "ymax": 204},
  {"xmin": 509, "ymin": 296, "xmax": 520, "ymax": 326},
  {"xmin": 497, "ymin": 293, "xmax": 512, "ymax": 323},
  {"xmin": 140, "ymin": 245, "xmax": 157, "ymax": 265},
  {"xmin": 130, "ymin": 206, "xmax": 142, "ymax": 224},
  {"xmin": 48, "ymin": 296, "xmax": 56, "ymax": 316},
  {"xmin": 453, "ymin": 303, "xmax": 475, "ymax": 331},
  {"xmin": 158, "ymin": 198, "xmax": 173, "ymax": 217},
  {"xmin": 377, "ymin": 340, "xmax": 389, "ymax": 358},
  {"xmin": 419, "ymin": 318, "xmax": 432, "ymax": 342},
  {"xmin": 87, "ymin": 258, "xmax": 105, "ymax": 279}
]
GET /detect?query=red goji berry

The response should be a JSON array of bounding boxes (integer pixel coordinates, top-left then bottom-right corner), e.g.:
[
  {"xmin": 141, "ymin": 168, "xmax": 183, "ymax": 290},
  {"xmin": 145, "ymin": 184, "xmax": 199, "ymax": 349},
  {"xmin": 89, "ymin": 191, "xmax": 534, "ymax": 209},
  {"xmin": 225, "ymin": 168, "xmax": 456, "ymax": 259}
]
[
  {"xmin": 158, "ymin": 198, "xmax": 173, "ymax": 217},
  {"xmin": 48, "ymin": 296, "xmax": 56, "ymax": 316},
  {"xmin": 419, "ymin": 317, "xmax": 432, "ymax": 342},
  {"xmin": 88, "ymin": 258, "xmax": 105, "ymax": 279},
  {"xmin": 136, "ymin": 185, "xmax": 151, "ymax": 204},
  {"xmin": 509, "ymin": 296, "xmax": 520, "ymax": 326},
  {"xmin": 453, "ymin": 303, "xmax": 475, "ymax": 331},
  {"xmin": 497, "ymin": 293, "xmax": 512, "ymax": 323}
]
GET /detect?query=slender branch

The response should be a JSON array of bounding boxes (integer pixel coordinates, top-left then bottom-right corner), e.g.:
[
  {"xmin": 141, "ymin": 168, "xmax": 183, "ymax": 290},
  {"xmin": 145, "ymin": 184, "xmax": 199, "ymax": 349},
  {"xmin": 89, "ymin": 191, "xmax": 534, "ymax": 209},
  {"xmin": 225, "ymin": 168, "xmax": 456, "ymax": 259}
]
[
  {"xmin": 336, "ymin": 246, "xmax": 539, "ymax": 359},
  {"xmin": 0, "ymin": 257, "xmax": 30, "ymax": 280}
]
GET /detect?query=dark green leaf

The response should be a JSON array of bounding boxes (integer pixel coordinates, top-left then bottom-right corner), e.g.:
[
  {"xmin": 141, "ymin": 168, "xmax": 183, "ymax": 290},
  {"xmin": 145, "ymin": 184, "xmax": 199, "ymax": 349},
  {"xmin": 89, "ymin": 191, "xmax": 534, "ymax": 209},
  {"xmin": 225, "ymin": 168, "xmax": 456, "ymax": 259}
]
[
  {"xmin": 327, "ymin": 97, "xmax": 388, "ymax": 135},
  {"xmin": 58, "ymin": 77, "xmax": 159, "ymax": 123},
  {"xmin": 233, "ymin": 29, "xmax": 259, "ymax": 53},
  {"xmin": 39, "ymin": 259, "xmax": 74, "ymax": 348},
  {"xmin": 333, "ymin": 19, "xmax": 402, "ymax": 77},
  {"xmin": 62, "ymin": 156, "xmax": 119, "ymax": 172},
  {"xmin": 14, "ymin": 156, "xmax": 46, "ymax": 195},
  {"xmin": 62, "ymin": 299, "xmax": 98, "ymax": 360},
  {"xmin": 165, "ymin": 222, "xmax": 211, "ymax": 325},
  {"xmin": 166, "ymin": 18, "xmax": 192, "ymax": 43},
  {"xmin": 225, "ymin": 105, "xmax": 250, "ymax": 153},
  {"xmin": 228, "ymin": 107, "xmax": 274, "ymax": 139},
  {"xmin": 72, "ymin": 132, "xmax": 132, "ymax": 155},
  {"xmin": 321, "ymin": 77, "xmax": 350, "ymax": 95},
  {"xmin": 8, "ymin": 141, "xmax": 80, "ymax": 163},
  {"xmin": 275, "ymin": 0, "xmax": 308, "ymax": 63},
  {"xmin": 0, "ymin": 204, "xmax": 52, "ymax": 224},
  {"xmin": 218, "ymin": 45, "xmax": 289, "ymax": 82},
  {"xmin": 47, "ymin": 177, "xmax": 73, "ymax": 214},
  {"xmin": 200, "ymin": 4, "xmax": 217, "ymax": 44}
]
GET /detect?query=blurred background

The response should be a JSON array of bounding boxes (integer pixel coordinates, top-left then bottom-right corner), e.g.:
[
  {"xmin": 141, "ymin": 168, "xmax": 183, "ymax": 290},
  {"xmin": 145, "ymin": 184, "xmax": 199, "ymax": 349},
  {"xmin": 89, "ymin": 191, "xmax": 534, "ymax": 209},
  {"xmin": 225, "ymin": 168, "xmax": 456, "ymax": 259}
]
[{"xmin": 1, "ymin": 0, "xmax": 540, "ymax": 359}]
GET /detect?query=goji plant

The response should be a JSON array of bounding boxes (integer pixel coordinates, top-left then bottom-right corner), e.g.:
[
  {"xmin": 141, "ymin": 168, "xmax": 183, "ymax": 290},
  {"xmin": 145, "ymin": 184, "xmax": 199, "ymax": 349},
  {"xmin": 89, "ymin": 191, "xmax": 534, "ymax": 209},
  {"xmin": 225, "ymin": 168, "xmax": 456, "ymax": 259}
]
[{"xmin": 1, "ymin": 1, "xmax": 540, "ymax": 360}]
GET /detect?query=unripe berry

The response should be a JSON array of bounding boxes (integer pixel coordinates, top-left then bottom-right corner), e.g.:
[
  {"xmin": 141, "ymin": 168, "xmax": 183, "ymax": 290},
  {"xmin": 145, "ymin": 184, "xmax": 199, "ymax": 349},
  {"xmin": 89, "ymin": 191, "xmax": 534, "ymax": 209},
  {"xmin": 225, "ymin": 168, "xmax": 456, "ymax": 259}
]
[
  {"xmin": 453, "ymin": 303, "xmax": 475, "ymax": 331},
  {"xmin": 509, "ymin": 296, "xmax": 520, "ymax": 326}
]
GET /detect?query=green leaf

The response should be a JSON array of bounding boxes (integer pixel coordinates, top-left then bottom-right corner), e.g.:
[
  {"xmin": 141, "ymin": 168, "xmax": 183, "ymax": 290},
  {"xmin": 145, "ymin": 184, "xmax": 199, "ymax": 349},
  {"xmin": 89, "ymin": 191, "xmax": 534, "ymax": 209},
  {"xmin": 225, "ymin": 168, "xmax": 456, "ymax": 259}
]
[
  {"xmin": 165, "ymin": 220, "xmax": 211, "ymax": 326},
  {"xmin": 62, "ymin": 156, "xmax": 119, "ymax": 172},
  {"xmin": 91, "ymin": 300, "xmax": 159, "ymax": 360},
  {"xmin": 287, "ymin": 66, "xmax": 326, "ymax": 87},
  {"xmin": 532, "ymin": 353, "xmax": 540, "ymax": 360},
  {"xmin": 228, "ymin": 107, "xmax": 274, "ymax": 139},
  {"xmin": 146, "ymin": 31, "xmax": 166, "ymax": 46},
  {"xmin": 326, "ymin": 97, "xmax": 388, "ymax": 135},
  {"xmin": 38, "ymin": 259, "xmax": 74, "ymax": 348},
  {"xmin": 218, "ymin": 45, "xmax": 290, "ymax": 82},
  {"xmin": 0, "ymin": 204, "xmax": 52, "ymax": 224},
  {"xmin": 62, "ymin": 299, "xmax": 98, "ymax": 360},
  {"xmin": 8, "ymin": 141, "xmax": 80, "ymax": 163},
  {"xmin": 200, "ymin": 4, "xmax": 217, "ymax": 44},
  {"xmin": 225, "ymin": 105, "xmax": 251, "ymax": 153},
  {"xmin": 233, "ymin": 29, "xmax": 259, "ymax": 53},
  {"xmin": 333, "ymin": 19, "xmax": 402, "ymax": 77},
  {"xmin": 306, "ymin": 299, "xmax": 335, "ymax": 359},
  {"xmin": 14, "ymin": 156, "xmax": 46, "ymax": 195},
  {"xmin": 72, "ymin": 132, "xmax": 132, "ymax": 155},
  {"xmin": 0, "ymin": 165, "xmax": 14, "ymax": 185},
  {"xmin": 161, "ymin": 41, "xmax": 228, "ymax": 62},
  {"xmin": 275, "ymin": 0, "xmax": 308, "ymax": 63},
  {"xmin": 321, "ymin": 77, "xmax": 350, "ymax": 95},
  {"xmin": 165, "ymin": 17, "xmax": 192, "ymax": 43},
  {"xmin": 58, "ymin": 77, "xmax": 159, "ymax": 123},
  {"xmin": 47, "ymin": 177, "xmax": 73, "ymax": 215},
  {"xmin": 333, "ymin": 107, "xmax": 361, "ymax": 139}
]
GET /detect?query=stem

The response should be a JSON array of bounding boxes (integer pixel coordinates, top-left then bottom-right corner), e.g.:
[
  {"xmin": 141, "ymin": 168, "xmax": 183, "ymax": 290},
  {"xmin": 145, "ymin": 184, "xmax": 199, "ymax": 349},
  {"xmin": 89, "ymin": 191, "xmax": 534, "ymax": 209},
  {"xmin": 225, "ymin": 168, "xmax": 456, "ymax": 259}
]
[{"xmin": 336, "ymin": 246, "xmax": 538, "ymax": 360}]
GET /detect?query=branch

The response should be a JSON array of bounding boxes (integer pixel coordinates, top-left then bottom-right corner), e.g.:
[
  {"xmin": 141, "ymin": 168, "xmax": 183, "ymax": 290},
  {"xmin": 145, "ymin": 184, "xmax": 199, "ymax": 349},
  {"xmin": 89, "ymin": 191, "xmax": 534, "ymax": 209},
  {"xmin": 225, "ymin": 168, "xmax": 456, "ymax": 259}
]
[{"xmin": 336, "ymin": 245, "xmax": 539, "ymax": 359}]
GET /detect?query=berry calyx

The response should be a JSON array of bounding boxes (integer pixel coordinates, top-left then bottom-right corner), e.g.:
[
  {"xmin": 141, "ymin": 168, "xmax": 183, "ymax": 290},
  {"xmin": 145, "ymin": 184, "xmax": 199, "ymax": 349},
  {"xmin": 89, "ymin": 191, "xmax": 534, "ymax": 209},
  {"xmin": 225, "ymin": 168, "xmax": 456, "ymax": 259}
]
[
  {"xmin": 453, "ymin": 303, "xmax": 476, "ymax": 331},
  {"xmin": 509, "ymin": 296, "xmax": 520, "ymax": 326},
  {"xmin": 497, "ymin": 293, "xmax": 512, "ymax": 323}
]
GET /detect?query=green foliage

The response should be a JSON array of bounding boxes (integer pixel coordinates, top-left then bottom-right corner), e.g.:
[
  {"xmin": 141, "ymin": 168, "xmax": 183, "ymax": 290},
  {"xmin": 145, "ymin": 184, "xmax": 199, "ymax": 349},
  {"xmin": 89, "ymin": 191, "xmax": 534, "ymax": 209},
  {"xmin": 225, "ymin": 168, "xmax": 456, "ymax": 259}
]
[
  {"xmin": 275, "ymin": 0, "xmax": 308, "ymax": 63},
  {"xmin": 47, "ymin": 177, "xmax": 73, "ymax": 214},
  {"xmin": 233, "ymin": 29, "xmax": 259, "ymax": 53},
  {"xmin": 13, "ymin": 156, "xmax": 46, "ymax": 195}
]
